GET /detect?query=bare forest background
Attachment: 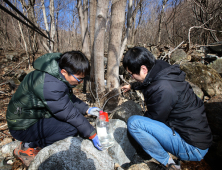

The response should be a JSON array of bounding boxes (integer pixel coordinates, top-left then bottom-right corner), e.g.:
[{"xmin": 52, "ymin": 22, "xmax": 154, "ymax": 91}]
[{"xmin": 0, "ymin": 0, "xmax": 222, "ymax": 108}]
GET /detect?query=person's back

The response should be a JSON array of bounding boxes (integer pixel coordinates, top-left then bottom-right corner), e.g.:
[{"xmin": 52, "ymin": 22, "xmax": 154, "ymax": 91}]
[{"xmin": 121, "ymin": 47, "xmax": 212, "ymax": 170}]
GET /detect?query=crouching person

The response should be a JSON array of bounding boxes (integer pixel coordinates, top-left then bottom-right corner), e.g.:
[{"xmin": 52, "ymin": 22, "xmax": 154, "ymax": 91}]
[
  {"xmin": 6, "ymin": 51, "xmax": 102, "ymax": 166},
  {"xmin": 121, "ymin": 47, "xmax": 212, "ymax": 170}
]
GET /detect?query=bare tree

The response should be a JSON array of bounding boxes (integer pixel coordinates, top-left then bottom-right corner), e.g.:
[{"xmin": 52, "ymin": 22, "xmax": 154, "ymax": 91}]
[
  {"xmin": 107, "ymin": 0, "xmax": 127, "ymax": 91},
  {"xmin": 89, "ymin": 0, "xmax": 97, "ymax": 82},
  {"xmin": 77, "ymin": 0, "xmax": 91, "ymax": 60},
  {"xmin": 157, "ymin": 0, "xmax": 168, "ymax": 45},
  {"xmin": 93, "ymin": 0, "xmax": 109, "ymax": 96},
  {"xmin": 41, "ymin": 0, "xmax": 56, "ymax": 52}
]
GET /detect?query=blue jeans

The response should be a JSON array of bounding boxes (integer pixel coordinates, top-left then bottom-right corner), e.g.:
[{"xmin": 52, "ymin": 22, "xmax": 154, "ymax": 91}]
[{"xmin": 127, "ymin": 115, "xmax": 208, "ymax": 165}]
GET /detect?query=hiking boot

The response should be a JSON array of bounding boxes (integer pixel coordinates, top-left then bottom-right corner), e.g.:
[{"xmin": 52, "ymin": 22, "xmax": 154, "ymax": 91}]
[{"xmin": 14, "ymin": 142, "xmax": 41, "ymax": 167}]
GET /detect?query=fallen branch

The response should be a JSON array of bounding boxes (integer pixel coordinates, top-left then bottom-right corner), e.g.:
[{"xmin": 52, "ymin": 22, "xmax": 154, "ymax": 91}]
[
  {"xmin": 0, "ymin": 81, "xmax": 9, "ymax": 86},
  {"xmin": 188, "ymin": 17, "xmax": 222, "ymax": 49},
  {"xmin": 161, "ymin": 41, "xmax": 184, "ymax": 61}
]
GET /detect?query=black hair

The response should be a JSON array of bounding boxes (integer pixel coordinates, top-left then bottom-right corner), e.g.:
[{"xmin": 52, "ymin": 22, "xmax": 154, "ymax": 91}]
[
  {"xmin": 59, "ymin": 51, "xmax": 90, "ymax": 75},
  {"xmin": 123, "ymin": 47, "xmax": 155, "ymax": 74}
]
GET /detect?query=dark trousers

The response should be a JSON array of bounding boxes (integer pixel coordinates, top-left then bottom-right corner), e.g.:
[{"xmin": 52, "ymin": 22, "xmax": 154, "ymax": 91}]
[{"xmin": 10, "ymin": 117, "xmax": 78, "ymax": 148}]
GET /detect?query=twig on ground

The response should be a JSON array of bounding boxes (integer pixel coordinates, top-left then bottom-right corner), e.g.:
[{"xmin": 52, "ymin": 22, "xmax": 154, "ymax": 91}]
[
  {"xmin": 0, "ymin": 81, "xmax": 9, "ymax": 86},
  {"xmin": 0, "ymin": 124, "xmax": 8, "ymax": 130},
  {"xmin": 3, "ymin": 57, "xmax": 28, "ymax": 77}
]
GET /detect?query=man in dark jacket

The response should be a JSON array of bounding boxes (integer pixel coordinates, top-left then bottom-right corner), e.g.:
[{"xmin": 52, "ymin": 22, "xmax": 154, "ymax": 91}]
[
  {"xmin": 121, "ymin": 47, "xmax": 212, "ymax": 170},
  {"xmin": 7, "ymin": 51, "xmax": 102, "ymax": 166}
]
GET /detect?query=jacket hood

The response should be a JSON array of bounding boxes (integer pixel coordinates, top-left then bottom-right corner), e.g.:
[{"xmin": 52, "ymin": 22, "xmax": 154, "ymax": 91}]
[
  {"xmin": 143, "ymin": 60, "xmax": 186, "ymax": 86},
  {"xmin": 33, "ymin": 53, "xmax": 62, "ymax": 77},
  {"xmin": 33, "ymin": 53, "xmax": 75, "ymax": 88}
]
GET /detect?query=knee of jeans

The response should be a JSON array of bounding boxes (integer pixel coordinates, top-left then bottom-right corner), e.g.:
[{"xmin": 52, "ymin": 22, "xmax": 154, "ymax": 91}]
[{"xmin": 127, "ymin": 115, "xmax": 141, "ymax": 129}]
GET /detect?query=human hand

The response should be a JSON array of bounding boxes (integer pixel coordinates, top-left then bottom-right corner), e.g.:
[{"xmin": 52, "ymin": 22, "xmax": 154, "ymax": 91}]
[
  {"xmin": 92, "ymin": 135, "xmax": 102, "ymax": 151},
  {"xmin": 88, "ymin": 107, "xmax": 101, "ymax": 117},
  {"xmin": 121, "ymin": 84, "xmax": 131, "ymax": 92}
]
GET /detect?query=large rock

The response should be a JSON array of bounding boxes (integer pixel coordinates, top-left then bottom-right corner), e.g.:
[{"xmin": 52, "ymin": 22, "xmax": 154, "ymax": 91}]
[
  {"xmin": 187, "ymin": 80, "xmax": 204, "ymax": 100},
  {"xmin": 29, "ymin": 137, "xmax": 114, "ymax": 170},
  {"xmin": 1, "ymin": 141, "xmax": 20, "ymax": 158},
  {"xmin": 128, "ymin": 163, "xmax": 150, "ymax": 170},
  {"xmin": 208, "ymin": 58, "xmax": 222, "ymax": 76},
  {"xmin": 204, "ymin": 95, "xmax": 222, "ymax": 137},
  {"xmin": 108, "ymin": 119, "xmax": 136, "ymax": 168},
  {"xmin": 180, "ymin": 62, "xmax": 222, "ymax": 97},
  {"xmin": 170, "ymin": 49, "xmax": 188, "ymax": 65},
  {"xmin": 112, "ymin": 100, "xmax": 143, "ymax": 123},
  {"xmin": 28, "ymin": 119, "xmax": 135, "ymax": 170}
]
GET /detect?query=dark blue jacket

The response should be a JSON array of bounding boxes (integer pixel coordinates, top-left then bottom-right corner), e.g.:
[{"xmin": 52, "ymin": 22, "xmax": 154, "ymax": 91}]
[{"xmin": 131, "ymin": 60, "xmax": 212, "ymax": 149}]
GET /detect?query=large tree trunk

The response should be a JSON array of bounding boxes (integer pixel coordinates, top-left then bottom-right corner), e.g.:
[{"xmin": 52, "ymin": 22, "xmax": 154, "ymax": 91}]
[
  {"xmin": 107, "ymin": 0, "xmax": 127, "ymax": 91},
  {"xmin": 93, "ymin": 0, "xmax": 109, "ymax": 96},
  {"xmin": 77, "ymin": 0, "xmax": 91, "ymax": 60},
  {"xmin": 104, "ymin": 0, "xmax": 127, "ymax": 111},
  {"xmin": 119, "ymin": 0, "xmax": 132, "ymax": 62},
  {"xmin": 89, "ymin": 0, "xmax": 97, "ymax": 82}
]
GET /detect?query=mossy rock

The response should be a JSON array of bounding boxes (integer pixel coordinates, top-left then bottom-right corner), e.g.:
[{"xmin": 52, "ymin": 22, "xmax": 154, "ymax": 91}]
[
  {"xmin": 208, "ymin": 58, "xmax": 222, "ymax": 75},
  {"xmin": 170, "ymin": 49, "xmax": 187, "ymax": 65},
  {"xmin": 180, "ymin": 62, "xmax": 222, "ymax": 97}
]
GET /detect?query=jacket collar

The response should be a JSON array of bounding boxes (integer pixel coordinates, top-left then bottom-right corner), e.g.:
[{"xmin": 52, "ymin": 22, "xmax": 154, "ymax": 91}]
[{"xmin": 142, "ymin": 60, "xmax": 170, "ymax": 86}]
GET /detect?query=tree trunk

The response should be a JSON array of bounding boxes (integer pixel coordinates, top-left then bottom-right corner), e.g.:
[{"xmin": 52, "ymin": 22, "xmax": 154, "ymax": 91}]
[
  {"xmin": 119, "ymin": 0, "xmax": 132, "ymax": 62},
  {"xmin": 107, "ymin": 0, "xmax": 127, "ymax": 91},
  {"xmin": 41, "ymin": 0, "xmax": 51, "ymax": 53},
  {"xmin": 89, "ymin": 0, "xmax": 97, "ymax": 82},
  {"xmin": 94, "ymin": 0, "xmax": 109, "ymax": 96},
  {"xmin": 50, "ymin": 0, "xmax": 55, "ymax": 52},
  {"xmin": 158, "ymin": 0, "xmax": 168, "ymax": 45},
  {"xmin": 77, "ymin": 0, "xmax": 91, "ymax": 60}
]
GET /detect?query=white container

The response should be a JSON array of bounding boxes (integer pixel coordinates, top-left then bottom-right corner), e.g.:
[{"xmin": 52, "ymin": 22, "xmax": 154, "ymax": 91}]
[{"xmin": 96, "ymin": 115, "xmax": 114, "ymax": 149}]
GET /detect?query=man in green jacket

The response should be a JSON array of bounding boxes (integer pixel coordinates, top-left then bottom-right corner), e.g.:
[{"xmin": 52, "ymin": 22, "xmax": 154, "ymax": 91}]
[{"xmin": 7, "ymin": 51, "xmax": 102, "ymax": 166}]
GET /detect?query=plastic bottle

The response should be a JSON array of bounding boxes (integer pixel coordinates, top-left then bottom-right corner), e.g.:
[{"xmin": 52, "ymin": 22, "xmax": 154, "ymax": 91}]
[{"xmin": 96, "ymin": 111, "xmax": 114, "ymax": 149}]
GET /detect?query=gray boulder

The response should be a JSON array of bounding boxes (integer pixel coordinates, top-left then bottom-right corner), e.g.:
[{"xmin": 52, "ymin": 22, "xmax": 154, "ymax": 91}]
[
  {"xmin": 108, "ymin": 119, "xmax": 136, "ymax": 168},
  {"xmin": 1, "ymin": 141, "xmax": 20, "ymax": 158},
  {"xmin": 170, "ymin": 49, "xmax": 187, "ymax": 65},
  {"xmin": 112, "ymin": 100, "xmax": 143, "ymax": 123},
  {"xmin": 29, "ymin": 137, "xmax": 114, "ymax": 170},
  {"xmin": 28, "ymin": 119, "xmax": 135, "ymax": 170}
]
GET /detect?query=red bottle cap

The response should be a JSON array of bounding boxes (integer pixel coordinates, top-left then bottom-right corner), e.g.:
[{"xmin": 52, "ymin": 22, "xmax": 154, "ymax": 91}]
[{"xmin": 99, "ymin": 111, "xmax": 109, "ymax": 122}]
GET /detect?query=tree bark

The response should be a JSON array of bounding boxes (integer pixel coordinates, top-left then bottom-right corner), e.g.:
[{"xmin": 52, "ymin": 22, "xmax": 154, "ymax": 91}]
[
  {"xmin": 94, "ymin": 0, "xmax": 109, "ymax": 95},
  {"xmin": 77, "ymin": 0, "xmax": 91, "ymax": 60},
  {"xmin": 89, "ymin": 0, "xmax": 97, "ymax": 82},
  {"xmin": 50, "ymin": 0, "xmax": 55, "ymax": 52},
  {"xmin": 107, "ymin": 0, "xmax": 127, "ymax": 91},
  {"xmin": 41, "ymin": 0, "xmax": 51, "ymax": 53},
  {"xmin": 158, "ymin": 0, "xmax": 168, "ymax": 45},
  {"xmin": 119, "ymin": 0, "xmax": 132, "ymax": 62}
]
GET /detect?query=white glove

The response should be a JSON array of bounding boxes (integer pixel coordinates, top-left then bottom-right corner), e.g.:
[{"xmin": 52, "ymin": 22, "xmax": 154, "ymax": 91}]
[{"xmin": 88, "ymin": 107, "xmax": 101, "ymax": 117}]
